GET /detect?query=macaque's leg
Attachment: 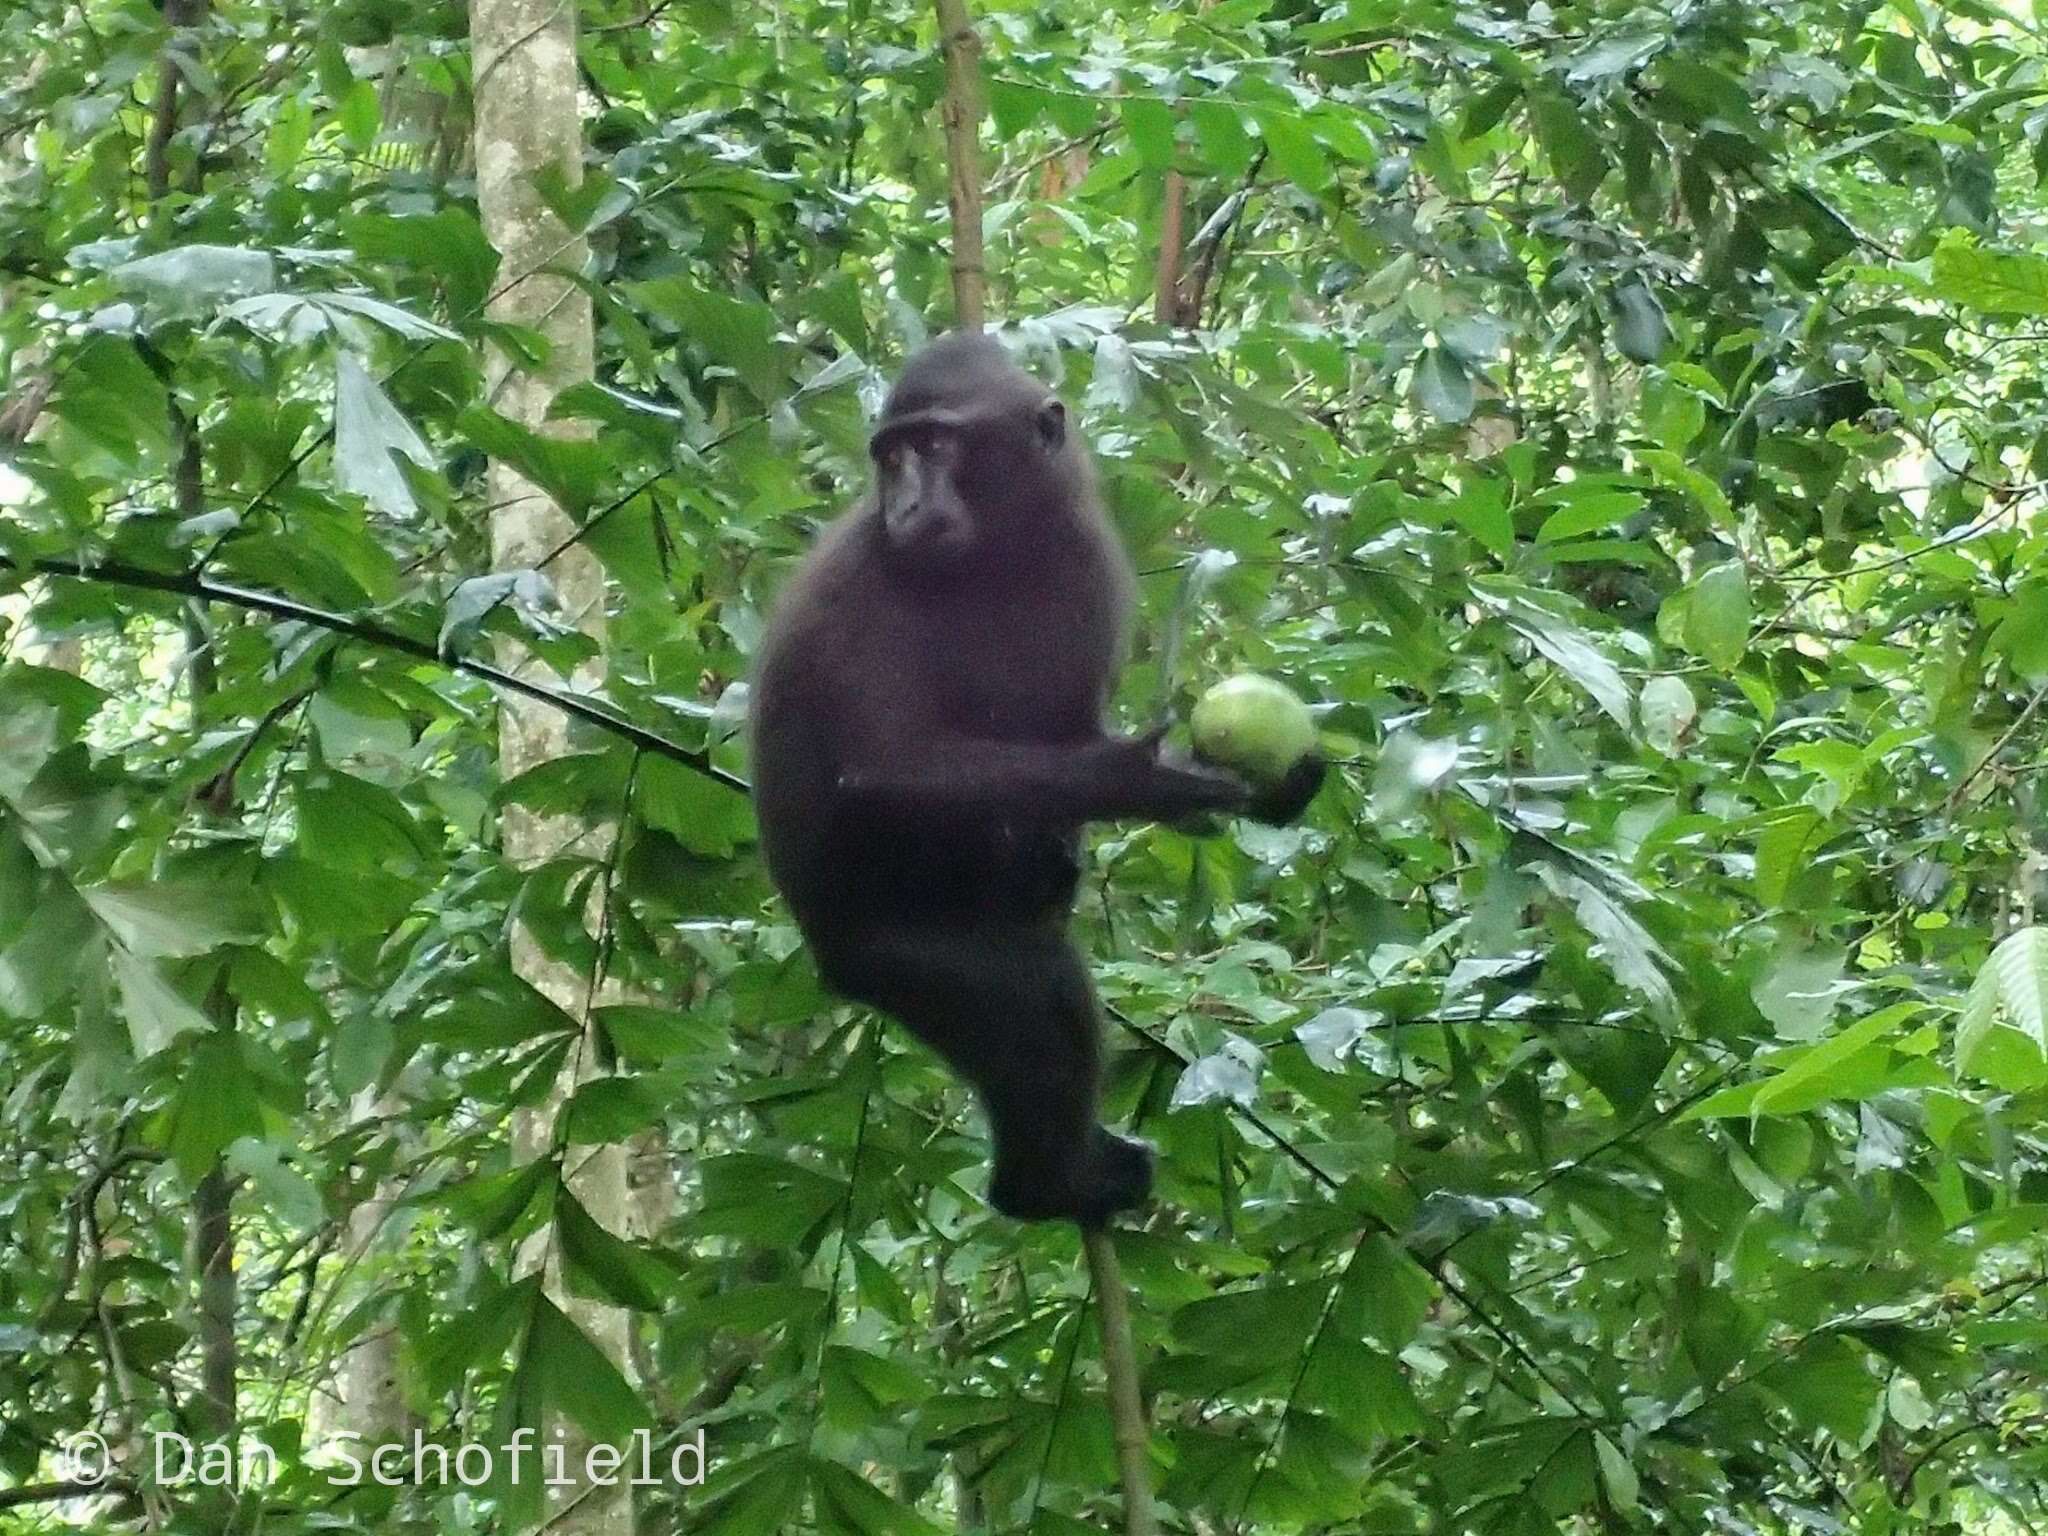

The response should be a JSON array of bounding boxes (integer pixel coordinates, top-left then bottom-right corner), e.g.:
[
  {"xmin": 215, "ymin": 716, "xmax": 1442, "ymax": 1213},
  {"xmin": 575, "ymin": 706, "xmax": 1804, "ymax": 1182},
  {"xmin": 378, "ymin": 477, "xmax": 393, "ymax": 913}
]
[{"xmin": 814, "ymin": 921, "xmax": 1152, "ymax": 1224}]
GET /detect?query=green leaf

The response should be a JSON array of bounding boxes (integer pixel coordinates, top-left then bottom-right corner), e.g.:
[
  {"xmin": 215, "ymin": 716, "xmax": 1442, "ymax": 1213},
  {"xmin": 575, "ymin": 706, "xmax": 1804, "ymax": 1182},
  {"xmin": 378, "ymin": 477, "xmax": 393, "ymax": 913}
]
[
  {"xmin": 344, "ymin": 209, "xmax": 500, "ymax": 317},
  {"xmin": 1611, "ymin": 278, "xmax": 1671, "ymax": 363},
  {"xmin": 1636, "ymin": 447, "xmax": 1731, "ymax": 523},
  {"xmin": 563, "ymin": 1075, "xmax": 671, "ymax": 1145},
  {"xmin": 0, "ymin": 825, "xmax": 37, "ymax": 947},
  {"xmin": 82, "ymin": 881, "xmax": 264, "ymax": 958},
  {"xmin": 0, "ymin": 889, "xmax": 94, "ymax": 1020},
  {"xmin": 1990, "ymin": 582, "xmax": 2048, "ymax": 679},
  {"xmin": 455, "ymin": 406, "xmax": 604, "ymax": 519},
  {"xmin": 496, "ymin": 753, "xmax": 631, "ymax": 825},
  {"xmin": 1764, "ymin": 1334, "xmax": 1879, "ymax": 1442},
  {"xmin": 225, "ymin": 1137, "xmax": 323, "ymax": 1231},
  {"xmin": 310, "ymin": 291, "xmax": 462, "ymax": 342},
  {"xmin": 1174, "ymin": 1283, "xmax": 1329, "ymax": 1360},
  {"xmin": 509, "ymin": 1292, "xmax": 651, "ymax": 1446},
  {"xmin": 1369, "ymin": 731, "xmax": 1461, "ymax": 823},
  {"xmin": 338, "ymin": 78, "xmax": 381, "ymax": 151},
  {"xmin": 1120, "ymin": 97, "xmax": 1176, "ymax": 169},
  {"xmin": 1639, "ymin": 675, "xmax": 1696, "ymax": 754},
  {"xmin": 1684, "ymin": 561, "xmax": 1750, "ymax": 671},
  {"xmin": 1753, "ymin": 808, "xmax": 1821, "ymax": 909},
  {"xmin": 821, "ymin": 1345, "xmax": 931, "ymax": 1432},
  {"xmin": 308, "ymin": 678, "xmax": 414, "ymax": 763},
  {"xmin": 1412, "ymin": 346, "xmax": 1474, "ymax": 423},
  {"xmin": 1958, "ymin": 926, "xmax": 2048, "ymax": 1072},
  {"xmin": 1750, "ymin": 1003, "xmax": 1920, "ymax": 1116},
  {"xmin": 439, "ymin": 1160, "xmax": 557, "ymax": 1241},
  {"xmin": 1531, "ymin": 864, "xmax": 1678, "ymax": 1022},
  {"xmin": 594, "ymin": 1004, "xmax": 731, "ymax": 1065},
  {"xmin": 811, "ymin": 1457, "xmax": 947, "ymax": 1536},
  {"xmin": 113, "ymin": 245, "xmax": 276, "ymax": 308},
  {"xmin": 986, "ymin": 80, "xmax": 1046, "ymax": 140},
  {"xmin": 417, "ymin": 1275, "xmax": 532, "ymax": 1395},
  {"xmin": 1750, "ymin": 939, "xmax": 1847, "ymax": 1041},
  {"xmin": 531, "ymin": 165, "xmax": 635, "ymax": 235},
  {"xmin": 1930, "ymin": 230, "xmax": 2048, "ymax": 316},
  {"xmin": 692, "ymin": 1447, "xmax": 806, "ymax": 1536},
  {"xmin": 1471, "ymin": 584, "xmax": 1632, "ymax": 728},
  {"xmin": 153, "ymin": 1036, "xmax": 266, "ymax": 1179},
  {"xmin": 1441, "ymin": 480, "xmax": 1513, "ymax": 558},
  {"xmin": 334, "ymin": 352, "xmax": 437, "ymax": 517},
  {"xmin": 636, "ymin": 754, "xmax": 755, "ymax": 857},
  {"xmin": 1300, "ymin": 1338, "xmax": 1426, "ymax": 1440},
  {"xmin": 626, "ymin": 277, "xmax": 788, "ymax": 403},
  {"xmin": 1341, "ymin": 1234, "xmax": 1437, "ymax": 1349},
  {"xmin": 696, "ymin": 1153, "xmax": 846, "ymax": 1244},
  {"xmin": 667, "ymin": 1283, "xmax": 825, "ymax": 1339},
  {"xmin": 1528, "ymin": 90, "xmax": 1607, "ymax": 203},
  {"xmin": 1534, "ymin": 487, "xmax": 1646, "ymax": 543},
  {"xmin": 294, "ymin": 770, "xmax": 430, "ymax": 868},
  {"xmin": 1594, "ymin": 1432, "xmax": 1639, "ymax": 1514},
  {"xmin": 110, "ymin": 944, "xmax": 213, "ymax": 1058},
  {"xmin": 1255, "ymin": 110, "xmax": 1330, "ymax": 193},
  {"xmin": 555, "ymin": 1192, "xmax": 671, "ymax": 1311},
  {"xmin": 329, "ymin": 1010, "xmax": 394, "ymax": 1096},
  {"xmin": 418, "ymin": 968, "xmax": 580, "ymax": 1051},
  {"xmin": 1191, "ymin": 100, "xmax": 1256, "ymax": 176}
]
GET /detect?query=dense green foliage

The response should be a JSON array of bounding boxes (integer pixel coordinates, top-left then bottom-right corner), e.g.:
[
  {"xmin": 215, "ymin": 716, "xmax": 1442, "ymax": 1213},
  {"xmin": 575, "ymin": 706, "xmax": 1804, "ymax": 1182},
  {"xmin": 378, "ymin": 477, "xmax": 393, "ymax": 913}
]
[{"xmin": 3, "ymin": 0, "xmax": 2048, "ymax": 1531}]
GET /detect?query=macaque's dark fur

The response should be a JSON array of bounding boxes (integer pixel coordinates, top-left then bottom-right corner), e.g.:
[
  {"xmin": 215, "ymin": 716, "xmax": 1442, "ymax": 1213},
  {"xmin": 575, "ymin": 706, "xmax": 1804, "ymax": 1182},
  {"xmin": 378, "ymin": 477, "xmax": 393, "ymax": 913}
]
[{"xmin": 749, "ymin": 333, "xmax": 1319, "ymax": 1223}]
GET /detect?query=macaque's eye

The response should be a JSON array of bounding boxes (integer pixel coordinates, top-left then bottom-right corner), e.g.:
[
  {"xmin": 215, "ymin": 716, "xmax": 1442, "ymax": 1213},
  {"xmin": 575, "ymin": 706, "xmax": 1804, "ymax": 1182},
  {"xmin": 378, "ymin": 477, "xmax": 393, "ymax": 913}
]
[{"xmin": 878, "ymin": 422, "xmax": 947, "ymax": 463}]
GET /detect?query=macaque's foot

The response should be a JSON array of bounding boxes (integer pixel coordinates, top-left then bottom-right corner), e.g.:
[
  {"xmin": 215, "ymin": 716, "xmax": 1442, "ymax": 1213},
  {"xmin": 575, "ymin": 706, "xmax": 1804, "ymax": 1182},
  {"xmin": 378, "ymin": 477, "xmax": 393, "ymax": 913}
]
[
  {"xmin": 989, "ymin": 1129, "xmax": 1154, "ymax": 1225},
  {"xmin": 1081, "ymin": 1130, "xmax": 1155, "ymax": 1225}
]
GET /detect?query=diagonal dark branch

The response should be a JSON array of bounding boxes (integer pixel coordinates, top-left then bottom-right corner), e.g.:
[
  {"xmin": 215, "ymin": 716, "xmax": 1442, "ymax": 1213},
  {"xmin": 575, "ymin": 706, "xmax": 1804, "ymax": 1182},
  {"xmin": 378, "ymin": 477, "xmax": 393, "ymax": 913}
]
[
  {"xmin": 1107, "ymin": 1003, "xmax": 1598, "ymax": 1418},
  {"xmin": 0, "ymin": 1480, "xmax": 131, "ymax": 1511},
  {"xmin": 3, "ymin": 554, "xmax": 748, "ymax": 792}
]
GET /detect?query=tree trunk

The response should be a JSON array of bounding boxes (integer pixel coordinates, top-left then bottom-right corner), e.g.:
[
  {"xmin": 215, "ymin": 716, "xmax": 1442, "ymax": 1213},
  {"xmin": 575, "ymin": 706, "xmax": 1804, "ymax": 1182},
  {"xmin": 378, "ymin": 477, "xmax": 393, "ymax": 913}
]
[
  {"xmin": 308, "ymin": 1090, "xmax": 411, "ymax": 1448},
  {"xmin": 470, "ymin": 2, "xmax": 637, "ymax": 1533}
]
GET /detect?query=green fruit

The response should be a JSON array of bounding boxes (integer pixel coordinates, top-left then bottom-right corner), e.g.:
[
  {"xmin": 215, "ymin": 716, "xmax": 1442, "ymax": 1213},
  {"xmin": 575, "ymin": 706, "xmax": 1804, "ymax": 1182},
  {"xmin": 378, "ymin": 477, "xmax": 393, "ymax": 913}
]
[{"xmin": 1190, "ymin": 674, "xmax": 1315, "ymax": 785}]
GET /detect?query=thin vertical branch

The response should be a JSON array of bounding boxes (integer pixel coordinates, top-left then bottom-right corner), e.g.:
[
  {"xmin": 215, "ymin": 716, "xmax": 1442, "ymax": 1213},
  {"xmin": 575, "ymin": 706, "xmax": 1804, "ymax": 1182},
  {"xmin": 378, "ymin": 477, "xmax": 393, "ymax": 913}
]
[
  {"xmin": 932, "ymin": 0, "xmax": 987, "ymax": 329},
  {"xmin": 191, "ymin": 1166, "xmax": 237, "ymax": 1435},
  {"xmin": 144, "ymin": 0, "xmax": 206, "ymax": 202},
  {"xmin": 1154, "ymin": 164, "xmax": 1188, "ymax": 326},
  {"xmin": 1192, "ymin": 147, "xmax": 1266, "ymax": 331},
  {"xmin": 1150, "ymin": 1, "xmax": 1215, "ymax": 328},
  {"xmin": 147, "ymin": 0, "xmax": 242, "ymax": 1465},
  {"xmin": 1082, "ymin": 1229, "xmax": 1156, "ymax": 1536}
]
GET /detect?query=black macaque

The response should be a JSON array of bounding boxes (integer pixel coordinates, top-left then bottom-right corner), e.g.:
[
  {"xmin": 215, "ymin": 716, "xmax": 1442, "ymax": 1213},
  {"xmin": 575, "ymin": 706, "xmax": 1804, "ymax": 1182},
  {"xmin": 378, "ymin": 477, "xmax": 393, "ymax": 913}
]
[{"xmin": 748, "ymin": 333, "xmax": 1323, "ymax": 1224}]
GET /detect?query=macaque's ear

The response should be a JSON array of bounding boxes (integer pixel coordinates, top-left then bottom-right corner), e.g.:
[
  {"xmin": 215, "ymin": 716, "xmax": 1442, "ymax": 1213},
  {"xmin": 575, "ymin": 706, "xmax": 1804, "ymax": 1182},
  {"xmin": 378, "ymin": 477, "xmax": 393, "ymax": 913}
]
[{"xmin": 1036, "ymin": 398, "xmax": 1066, "ymax": 450}]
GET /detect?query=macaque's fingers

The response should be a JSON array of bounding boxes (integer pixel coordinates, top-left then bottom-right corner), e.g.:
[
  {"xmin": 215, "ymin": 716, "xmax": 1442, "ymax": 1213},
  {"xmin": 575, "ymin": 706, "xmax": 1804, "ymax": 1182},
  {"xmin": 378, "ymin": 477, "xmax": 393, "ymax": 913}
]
[
  {"xmin": 1244, "ymin": 752, "xmax": 1328, "ymax": 825},
  {"xmin": 1155, "ymin": 752, "xmax": 1256, "ymax": 815}
]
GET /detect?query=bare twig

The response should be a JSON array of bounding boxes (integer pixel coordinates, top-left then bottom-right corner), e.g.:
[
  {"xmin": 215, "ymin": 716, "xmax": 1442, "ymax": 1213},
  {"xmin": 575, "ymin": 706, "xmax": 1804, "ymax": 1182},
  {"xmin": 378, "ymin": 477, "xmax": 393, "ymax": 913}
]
[{"xmin": 1946, "ymin": 685, "xmax": 2048, "ymax": 811}]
